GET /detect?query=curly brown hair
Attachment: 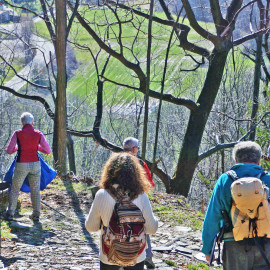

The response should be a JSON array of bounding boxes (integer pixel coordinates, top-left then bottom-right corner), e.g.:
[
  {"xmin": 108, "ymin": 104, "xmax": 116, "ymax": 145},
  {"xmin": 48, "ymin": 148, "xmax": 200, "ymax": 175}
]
[{"xmin": 99, "ymin": 152, "xmax": 151, "ymax": 200}]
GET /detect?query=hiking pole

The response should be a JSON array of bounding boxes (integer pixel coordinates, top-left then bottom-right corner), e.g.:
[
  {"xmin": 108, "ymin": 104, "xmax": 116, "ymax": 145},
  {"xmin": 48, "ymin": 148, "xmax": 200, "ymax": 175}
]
[
  {"xmin": 41, "ymin": 200, "xmax": 66, "ymax": 218},
  {"xmin": 209, "ymin": 224, "xmax": 225, "ymax": 266},
  {"xmin": 209, "ymin": 234, "xmax": 217, "ymax": 266},
  {"xmin": 0, "ymin": 224, "xmax": 1, "ymax": 259}
]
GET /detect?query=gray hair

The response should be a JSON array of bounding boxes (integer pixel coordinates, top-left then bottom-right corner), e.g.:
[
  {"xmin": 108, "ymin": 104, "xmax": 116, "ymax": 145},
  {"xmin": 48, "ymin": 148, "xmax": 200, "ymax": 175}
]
[
  {"xmin": 20, "ymin": 112, "xmax": 34, "ymax": 125},
  {"xmin": 232, "ymin": 141, "xmax": 262, "ymax": 164},
  {"xmin": 123, "ymin": 137, "xmax": 139, "ymax": 151}
]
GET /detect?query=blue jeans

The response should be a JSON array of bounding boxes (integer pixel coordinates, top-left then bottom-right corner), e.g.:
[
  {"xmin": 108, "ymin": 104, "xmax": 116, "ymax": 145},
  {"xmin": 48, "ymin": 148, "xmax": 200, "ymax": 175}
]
[
  {"xmin": 7, "ymin": 162, "xmax": 41, "ymax": 216},
  {"xmin": 146, "ymin": 234, "xmax": 153, "ymax": 261},
  {"xmin": 100, "ymin": 261, "xmax": 144, "ymax": 270}
]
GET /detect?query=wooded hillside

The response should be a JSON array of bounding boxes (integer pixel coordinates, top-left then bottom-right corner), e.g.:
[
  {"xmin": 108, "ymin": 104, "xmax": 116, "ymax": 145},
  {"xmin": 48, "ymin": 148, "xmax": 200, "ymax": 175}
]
[{"xmin": 0, "ymin": 0, "xmax": 269, "ymax": 204}]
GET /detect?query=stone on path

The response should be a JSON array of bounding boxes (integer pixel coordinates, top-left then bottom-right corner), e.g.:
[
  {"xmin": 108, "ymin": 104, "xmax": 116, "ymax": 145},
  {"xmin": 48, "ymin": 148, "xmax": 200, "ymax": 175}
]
[
  {"xmin": 173, "ymin": 226, "xmax": 191, "ymax": 233},
  {"xmin": 194, "ymin": 252, "xmax": 207, "ymax": 262},
  {"xmin": 152, "ymin": 246, "xmax": 173, "ymax": 252},
  {"xmin": 175, "ymin": 246, "xmax": 192, "ymax": 255}
]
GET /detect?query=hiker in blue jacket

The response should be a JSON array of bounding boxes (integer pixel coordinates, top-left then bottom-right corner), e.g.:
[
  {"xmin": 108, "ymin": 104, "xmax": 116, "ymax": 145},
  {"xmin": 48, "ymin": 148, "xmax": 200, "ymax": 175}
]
[{"xmin": 202, "ymin": 141, "xmax": 270, "ymax": 270}]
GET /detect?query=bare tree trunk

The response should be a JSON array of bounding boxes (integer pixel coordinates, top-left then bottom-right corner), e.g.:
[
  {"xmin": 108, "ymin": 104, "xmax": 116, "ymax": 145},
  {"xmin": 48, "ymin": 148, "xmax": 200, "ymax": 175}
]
[
  {"xmin": 141, "ymin": 0, "xmax": 154, "ymax": 160},
  {"xmin": 53, "ymin": 0, "xmax": 67, "ymax": 175},
  {"xmin": 249, "ymin": 36, "xmax": 262, "ymax": 141},
  {"xmin": 67, "ymin": 134, "xmax": 76, "ymax": 174},
  {"xmin": 171, "ymin": 49, "xmax": 229, "ymax": 196},
  {"xmin": 221, "ymin": 129, "xmax": 225, "ymax": 173}
]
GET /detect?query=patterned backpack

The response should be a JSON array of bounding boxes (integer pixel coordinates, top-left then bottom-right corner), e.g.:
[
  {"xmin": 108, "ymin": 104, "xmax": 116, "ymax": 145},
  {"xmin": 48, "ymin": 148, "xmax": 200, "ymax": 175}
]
[{"xmin": 101, "ymin": 192, "xmax": 147, "ymax": 266}]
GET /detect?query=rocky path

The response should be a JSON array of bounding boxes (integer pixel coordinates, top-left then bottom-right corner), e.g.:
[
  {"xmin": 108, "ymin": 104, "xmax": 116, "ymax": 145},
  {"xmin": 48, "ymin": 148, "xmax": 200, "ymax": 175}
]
[{"xmin": 0, "ymin": 177, "xmax": 221, "ymax": 270}]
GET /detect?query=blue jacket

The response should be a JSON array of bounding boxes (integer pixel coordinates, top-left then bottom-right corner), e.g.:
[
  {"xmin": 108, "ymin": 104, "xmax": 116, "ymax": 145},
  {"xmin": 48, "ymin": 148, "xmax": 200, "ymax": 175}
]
[
  {"xmin": 4, "ymin": 155, "xmax": 56, "ymax": 192},
  {"xmin": 201, "ymin": 163, "xmax": 270, "ymax": 255}
]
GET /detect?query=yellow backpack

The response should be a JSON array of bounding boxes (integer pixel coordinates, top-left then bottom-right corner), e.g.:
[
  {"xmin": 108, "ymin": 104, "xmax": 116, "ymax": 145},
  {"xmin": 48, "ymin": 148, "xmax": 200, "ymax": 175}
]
[{"xmin": 227, "ymin": 170, "xmax": 270, "ymax": 241}]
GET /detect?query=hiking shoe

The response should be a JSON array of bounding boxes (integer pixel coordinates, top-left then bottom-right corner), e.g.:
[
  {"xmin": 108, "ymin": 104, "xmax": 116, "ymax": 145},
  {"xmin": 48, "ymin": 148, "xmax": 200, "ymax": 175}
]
[
  {"xmin": 3, "ymin": 211, "xmax": 13, "ymax": 221},
  {"xmin": 29, "ymin": 214, "xmax": 40, "ymax": 222},
  {"xmin": 145, "ymin": 259, "xmax": 155, "ymax": 269}
]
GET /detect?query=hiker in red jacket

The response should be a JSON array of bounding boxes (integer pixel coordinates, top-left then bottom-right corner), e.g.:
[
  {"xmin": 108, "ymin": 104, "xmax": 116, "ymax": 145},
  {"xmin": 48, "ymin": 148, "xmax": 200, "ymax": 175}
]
[
  {"xmin": 123, "ymin": 137, "xmax": 155, "ymax": 269},
  {"xmin": 4, "ymin": 112, "xmax": 51, "ymax": 222},
  {"xmin": 123, "ymin": 137, "xmax": 155, "ymax": 189}
]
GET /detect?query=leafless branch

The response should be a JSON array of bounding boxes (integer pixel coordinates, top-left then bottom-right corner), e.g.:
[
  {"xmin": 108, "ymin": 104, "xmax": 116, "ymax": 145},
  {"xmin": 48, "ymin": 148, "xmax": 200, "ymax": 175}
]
[
  {"xmin": 107, "ymin": 0, "xmax": 210, "ymax": 57},
  {"xmin": 180, "ymin": 54, "xmax": 205, "ymax": 71},
  {"xmin": 67, "ymin": 0, "xmax": 146, "ymax": 82},
  {"xmin": 67, "ymin": 0, "xmax": 80, "ymax": 36},
  {"xmin": 241, "ymin": 52, "xmax": 255, "ymax": 62},
  {"xmin": 101, "ymin": 76, "xmax": 198, "ymax": 110},
  {"xmin": 40, "ymin": 0, "xmax": 56, "ymax": 46},
  {"xmin": 209, "ymin": 0, "xmax": 227, "ymax": 34},
  {"xmin": 3, "ymin": 0, "xmax": 44, "ymax": 20},
  {"xmin": 181, "ymin": 0, "xmax": 218, "ymax": 43},
  {"xmin": 0, "ymin": 85, "xmax": 55, "ymax": 119},
  {"xmin": 221, "ymin": 0, "xmax": 257, "ymax": 38},
  {"xmin": 198, "ymin": 111, "xmax": 270, "ymax": 161},
  {"xmin": 233, "ymin": 28, "xmax": 270, "ymax": 46},
  {"xmin": 0, "ymin": 55, "xmax": 51, "ymax": 90},
  {"xmin": 211, "ymin": 110, "xmax": 252, "ymax": 122}
]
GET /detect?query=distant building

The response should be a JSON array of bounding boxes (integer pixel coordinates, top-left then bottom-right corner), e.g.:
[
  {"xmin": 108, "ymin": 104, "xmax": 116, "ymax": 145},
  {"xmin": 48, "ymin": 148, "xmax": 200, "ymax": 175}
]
[
  {"xmin": 0, "ymin": 9, "xmax": 10, "ymax": 23},
  {"xmin": 0, "ymin": 4, "xmax": 20, "ymax": 23},
  {"xmin": 13, "ymin": 0, "xmax": 33, "ymax": 3},
  {"xmin": 10, "ymin": 10, "xmax": 20, "ymax": 22}
]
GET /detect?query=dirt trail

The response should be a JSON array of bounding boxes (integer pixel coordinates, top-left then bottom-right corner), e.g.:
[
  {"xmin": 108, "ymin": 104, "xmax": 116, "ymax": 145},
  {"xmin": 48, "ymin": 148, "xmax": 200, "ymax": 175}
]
[{"xmin": 1, "ymin": 177, "xmax": 220, "ymax": 270}]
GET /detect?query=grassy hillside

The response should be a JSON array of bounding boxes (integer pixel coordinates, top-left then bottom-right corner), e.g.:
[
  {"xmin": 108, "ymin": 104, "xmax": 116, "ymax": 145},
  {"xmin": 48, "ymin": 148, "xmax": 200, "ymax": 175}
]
[
  {"xmin": 34, "ymin": 8, "xmax": 218, "ymax": 105},
  {"xmin": 34, "ymin": 6, "xmax": 255, "ymax": 112}
]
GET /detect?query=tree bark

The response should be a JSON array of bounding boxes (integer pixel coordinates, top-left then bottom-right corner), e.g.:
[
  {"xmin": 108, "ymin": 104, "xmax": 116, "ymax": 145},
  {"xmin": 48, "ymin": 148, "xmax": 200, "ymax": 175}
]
[
  {"xmin": 53, "ymin": 0, "xmax": 67, "ymax": 175},
  {"xmin": 67, "ymin": 134, "xmax": 76, "ymax": 174},
  {"xmin": 141, "ymin": 0, "xmax": 154, "ymax": 160},
  {"xmin": 249, "ymin": 36, "xmax": 263, "ymax": 140},
  {"xmin": 171, "ymin": 49, "xmax": 229, "ymax": 196}
]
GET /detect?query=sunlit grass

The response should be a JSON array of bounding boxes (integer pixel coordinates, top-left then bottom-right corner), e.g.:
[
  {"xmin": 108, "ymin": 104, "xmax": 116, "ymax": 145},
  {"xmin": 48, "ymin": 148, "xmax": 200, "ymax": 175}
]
[
  {"xmin": 0, "ymin": 220, "xmax": 13, "ymax": 239},
  {"xmin": 153, "ymin": 200, "xmax": 204, "ymax": 231},
  {"xmin": 33, "ymin": 7, "xmax": 212, "ymax": 103},
  {"xmin": 33, "ymin": 5, "xmax": 252, "ymax": 109}
]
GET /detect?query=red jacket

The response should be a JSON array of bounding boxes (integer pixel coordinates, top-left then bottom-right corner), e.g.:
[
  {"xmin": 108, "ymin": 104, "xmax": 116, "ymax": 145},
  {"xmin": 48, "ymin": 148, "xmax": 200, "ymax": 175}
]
[
  {"xmin": 140, "ymin": 160, "xmax": 155, "ymax": 188},
  {"xmin": 16, "ymin": 125, "xmax": 42, "ymax": 162},
  {"xmin": 7, "ymin": 125, "xmax": 51, "ymax": 162}
]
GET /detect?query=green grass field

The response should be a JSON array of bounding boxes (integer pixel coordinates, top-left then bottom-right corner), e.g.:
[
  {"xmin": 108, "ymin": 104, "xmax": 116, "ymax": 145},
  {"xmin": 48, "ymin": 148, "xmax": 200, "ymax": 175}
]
[
  {"xmin": 33, "ymin": 6, "xmax": 254, "ymax": 107},
  {"xmin": 33, "ymin": 8, "xmax": 214, "ymax": 102}
]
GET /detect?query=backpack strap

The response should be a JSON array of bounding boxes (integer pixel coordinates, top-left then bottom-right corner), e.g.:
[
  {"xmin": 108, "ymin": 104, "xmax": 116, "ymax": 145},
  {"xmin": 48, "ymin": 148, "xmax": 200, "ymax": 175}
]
[
  {"xmin": 250, "ymin": 219, "xmax": 270, "ymax": 268},
  {"xmin": 226, "ymin": 170, "xmax": 266, "ymax": 181},
  {"xmin": 253, "ymin": 237, "xmax": 270, "ymax": 268},
  {"xmin": 258, "ymin": 171, "xmax": 266, "ymax": 183},
  {"xmin": 226, "ymin": 170, "xmax": 239, "ymax": 182},
  {"xmin": 138, "ymin": 158, "xmax": 144, "ymax": 167}
]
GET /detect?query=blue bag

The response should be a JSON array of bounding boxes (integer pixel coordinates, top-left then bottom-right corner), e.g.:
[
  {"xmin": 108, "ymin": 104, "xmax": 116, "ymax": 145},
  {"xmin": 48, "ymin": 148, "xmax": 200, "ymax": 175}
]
[{"xmin": 4, "ymin": 155, "xmax": 57, "ymax": 193}]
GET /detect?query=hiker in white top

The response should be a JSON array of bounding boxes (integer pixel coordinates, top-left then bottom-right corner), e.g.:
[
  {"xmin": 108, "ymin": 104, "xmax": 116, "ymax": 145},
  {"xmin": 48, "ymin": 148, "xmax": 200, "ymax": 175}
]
[
  {"xmin": 122, "ymin": 137, "xmax": 155, "ymax": 268},
  {"xmin": 85, "ymin": 152, "xmax": 158, "ymax": 270}
]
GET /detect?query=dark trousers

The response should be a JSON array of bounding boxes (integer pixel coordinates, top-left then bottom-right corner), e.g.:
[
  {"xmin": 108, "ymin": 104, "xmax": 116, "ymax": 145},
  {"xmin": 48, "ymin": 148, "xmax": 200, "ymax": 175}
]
[
  {"xmin": 223, "ymin": 239, "xmax": 270, "ymax": 270},
  {"xmin": 100, "ymin": 261, "xmax": 145, "ymax": 270}
]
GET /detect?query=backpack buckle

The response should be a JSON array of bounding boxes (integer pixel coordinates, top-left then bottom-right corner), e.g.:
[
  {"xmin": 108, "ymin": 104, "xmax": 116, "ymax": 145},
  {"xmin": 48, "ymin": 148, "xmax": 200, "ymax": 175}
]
[{"xmin": 126, "ymin": 229, "xmax": 133, "ymax": 242}]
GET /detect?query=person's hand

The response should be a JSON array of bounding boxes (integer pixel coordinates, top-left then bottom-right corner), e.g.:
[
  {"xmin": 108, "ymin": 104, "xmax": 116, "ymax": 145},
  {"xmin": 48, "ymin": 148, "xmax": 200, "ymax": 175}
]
[{"xmin": 205, "ymin": 254, "xmax": 215, "ymax": 265}]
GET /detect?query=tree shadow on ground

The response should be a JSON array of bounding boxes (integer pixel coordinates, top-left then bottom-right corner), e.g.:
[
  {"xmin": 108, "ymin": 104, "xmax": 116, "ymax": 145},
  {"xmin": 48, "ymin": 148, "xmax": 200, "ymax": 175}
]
[
  {"xmin": 61, "ymin": 177, "xmax": 99, "ymax": 255},
  {"xmin": 0, "ymin": 256, "xmax": 25, "ymax": 268},
  {"xmin": 8, "ymin": 220, "xmax": 55, "ymax": 246}
]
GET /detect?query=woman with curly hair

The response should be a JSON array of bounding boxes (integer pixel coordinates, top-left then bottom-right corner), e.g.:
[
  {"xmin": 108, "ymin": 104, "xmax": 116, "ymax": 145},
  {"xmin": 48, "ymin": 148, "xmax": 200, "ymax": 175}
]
[{"xmin": 85, "ymin": 152, "xmax": 158, "ymax": 270}]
